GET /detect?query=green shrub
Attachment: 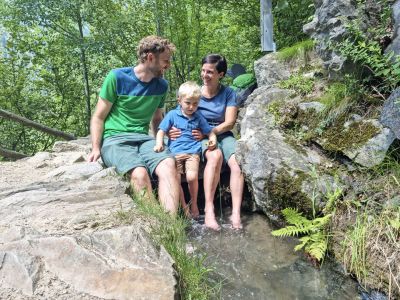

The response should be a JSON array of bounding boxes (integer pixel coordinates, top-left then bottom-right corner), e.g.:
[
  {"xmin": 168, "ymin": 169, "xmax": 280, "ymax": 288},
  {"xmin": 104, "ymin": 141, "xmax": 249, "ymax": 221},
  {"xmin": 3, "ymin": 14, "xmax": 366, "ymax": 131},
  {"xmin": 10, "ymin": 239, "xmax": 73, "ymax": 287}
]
[{"xmin": 329, "ymin": 0, "xmax": 399, "ymax": 94}]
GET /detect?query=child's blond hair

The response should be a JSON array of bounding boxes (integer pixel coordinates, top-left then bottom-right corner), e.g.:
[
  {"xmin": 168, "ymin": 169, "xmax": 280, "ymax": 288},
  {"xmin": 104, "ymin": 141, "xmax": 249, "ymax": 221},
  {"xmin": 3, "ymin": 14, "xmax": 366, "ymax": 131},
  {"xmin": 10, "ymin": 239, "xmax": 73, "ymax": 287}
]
[{"xmin": 178, "ymin": 81, "xmax": 201, "ymax": 100}]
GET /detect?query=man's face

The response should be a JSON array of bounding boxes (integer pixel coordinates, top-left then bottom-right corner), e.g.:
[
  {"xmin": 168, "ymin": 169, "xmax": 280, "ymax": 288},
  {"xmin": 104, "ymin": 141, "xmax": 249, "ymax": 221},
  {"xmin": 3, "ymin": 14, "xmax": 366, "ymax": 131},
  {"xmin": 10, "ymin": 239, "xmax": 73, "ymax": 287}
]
[{"xmin": 149, "ymin": 50, "xmax": 172, "ymax": 77}]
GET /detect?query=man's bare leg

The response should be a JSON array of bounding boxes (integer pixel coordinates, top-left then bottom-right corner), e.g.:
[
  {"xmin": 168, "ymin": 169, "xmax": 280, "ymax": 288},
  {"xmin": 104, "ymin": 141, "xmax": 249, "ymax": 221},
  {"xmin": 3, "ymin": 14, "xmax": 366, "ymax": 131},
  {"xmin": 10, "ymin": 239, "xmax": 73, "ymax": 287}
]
[
  {"xmin": 130, "ymin": 167, "xmax": 153, "ymax": 199},
  {"xmin": 228, "ymin": 155, "xmax": 244, "ymax": 229},
  {"xmin": 154, "ymin": 158, "xmax": 180, "ymax": 214},
  {"xmin": 203, "ymin": 149, "xmax": 223, "ymax": 230}
]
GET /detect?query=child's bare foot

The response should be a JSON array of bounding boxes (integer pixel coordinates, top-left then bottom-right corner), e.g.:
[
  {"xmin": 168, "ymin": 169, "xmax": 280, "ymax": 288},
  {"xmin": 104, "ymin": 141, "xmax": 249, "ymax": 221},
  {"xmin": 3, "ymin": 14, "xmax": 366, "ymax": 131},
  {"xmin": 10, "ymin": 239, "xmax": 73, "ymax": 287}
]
[
  {"xmin": 205, "ymin": 213, "xmax": 220, "ymax": 231},
  {"xmin": 230, "ymin": 214, "xmax": 243, "ymax": 230},
  {"xmin": 190, "ymin": 204, "xmax": 200, "ymax": 220}
]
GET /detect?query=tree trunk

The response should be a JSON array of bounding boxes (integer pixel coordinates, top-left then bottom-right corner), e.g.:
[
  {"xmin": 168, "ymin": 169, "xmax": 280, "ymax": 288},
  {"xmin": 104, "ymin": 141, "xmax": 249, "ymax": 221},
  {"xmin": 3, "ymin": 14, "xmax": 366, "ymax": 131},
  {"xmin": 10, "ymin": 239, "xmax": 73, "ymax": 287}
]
[{"xmin": 77, "ymin": 10, "xmax": 91, "ymax": 135}]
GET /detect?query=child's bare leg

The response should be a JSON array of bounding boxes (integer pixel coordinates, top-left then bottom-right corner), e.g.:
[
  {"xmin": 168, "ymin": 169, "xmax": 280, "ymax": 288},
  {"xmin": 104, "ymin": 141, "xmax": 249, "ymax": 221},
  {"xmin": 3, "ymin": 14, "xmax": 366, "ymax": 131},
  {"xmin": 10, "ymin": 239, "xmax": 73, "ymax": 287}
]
[
  {"xmin": 179, "ymin": 183, "xmax": 191, "ymax": 218},
  {"xmin": 186, "ymin": 170, "xmax": 199, "ymax": 219}
]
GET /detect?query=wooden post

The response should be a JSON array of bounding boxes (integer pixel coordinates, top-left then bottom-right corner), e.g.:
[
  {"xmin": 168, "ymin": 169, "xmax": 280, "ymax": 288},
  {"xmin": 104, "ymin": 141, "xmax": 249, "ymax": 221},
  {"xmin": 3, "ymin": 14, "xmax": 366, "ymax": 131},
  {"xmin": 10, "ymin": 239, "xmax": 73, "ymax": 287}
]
[
  {"xmin": 260, "ymin": 0, "xmax": 275, "ymax": 52},
  {"xmin": 0, "ymin": 109, "xmax": 76, "ymax": 140}
]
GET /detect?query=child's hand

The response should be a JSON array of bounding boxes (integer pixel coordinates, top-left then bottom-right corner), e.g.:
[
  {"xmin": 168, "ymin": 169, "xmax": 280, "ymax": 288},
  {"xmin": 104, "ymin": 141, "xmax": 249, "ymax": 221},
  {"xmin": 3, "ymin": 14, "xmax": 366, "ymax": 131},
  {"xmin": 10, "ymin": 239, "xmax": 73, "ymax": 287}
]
[{"xmin": 153, "ymin": 144, "xmax": 164, "ymax": 152}]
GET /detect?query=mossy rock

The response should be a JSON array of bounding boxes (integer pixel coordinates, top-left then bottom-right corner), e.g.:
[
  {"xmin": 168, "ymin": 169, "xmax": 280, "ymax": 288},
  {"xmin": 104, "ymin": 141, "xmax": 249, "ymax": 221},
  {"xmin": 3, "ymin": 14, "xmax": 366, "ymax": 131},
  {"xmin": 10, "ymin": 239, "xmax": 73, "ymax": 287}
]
[
  {"xmin": 267, "ymin": 169, "xmax": 313, "ymax": 218},
  {"xmin": 320, "ymin": 117, "xmax": 380, "ymax": 153}
]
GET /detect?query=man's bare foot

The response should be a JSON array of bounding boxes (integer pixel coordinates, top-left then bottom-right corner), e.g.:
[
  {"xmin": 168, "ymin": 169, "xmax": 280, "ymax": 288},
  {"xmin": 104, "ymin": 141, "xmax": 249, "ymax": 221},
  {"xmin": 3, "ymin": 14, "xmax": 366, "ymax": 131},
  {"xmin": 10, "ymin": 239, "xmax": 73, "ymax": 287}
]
[
  {"xmin": 230, "ymin": 214, "xmax": 243, "ymax": 230},
  {"xmin": 190, "ymin": 204, "xmax": 200, "ymax": 220},
  {"xmin": 205, "ymin": 213, "xmax": 220, "ymax": 231}
]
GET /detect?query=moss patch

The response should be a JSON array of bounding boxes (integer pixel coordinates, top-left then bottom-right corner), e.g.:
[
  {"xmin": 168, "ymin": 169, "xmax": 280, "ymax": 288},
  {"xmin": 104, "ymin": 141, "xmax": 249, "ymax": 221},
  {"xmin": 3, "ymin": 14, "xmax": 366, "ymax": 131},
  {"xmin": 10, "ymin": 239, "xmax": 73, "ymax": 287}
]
[
  {"xmin": 267, "ymin": 100, "xmax": 298, "ymax": 128},
  {"xmin": 267, "ymin": 99, "xmax": 324, "ymax": 143},
  {"xmin": 322, "ymin": 117, "xmax": 380, "ymax": 152},
  {"xmin": 268, "ymin": 169, "xmax": 313, "ymax": 218}
]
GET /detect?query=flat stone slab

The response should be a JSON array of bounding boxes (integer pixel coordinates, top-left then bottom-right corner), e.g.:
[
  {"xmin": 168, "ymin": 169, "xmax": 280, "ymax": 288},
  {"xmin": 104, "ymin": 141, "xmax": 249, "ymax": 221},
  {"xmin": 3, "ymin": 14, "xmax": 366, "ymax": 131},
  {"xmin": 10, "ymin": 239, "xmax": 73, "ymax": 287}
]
[{"xmin": 0, "ymin": 140, "xmax": 177, "ymax": 299}]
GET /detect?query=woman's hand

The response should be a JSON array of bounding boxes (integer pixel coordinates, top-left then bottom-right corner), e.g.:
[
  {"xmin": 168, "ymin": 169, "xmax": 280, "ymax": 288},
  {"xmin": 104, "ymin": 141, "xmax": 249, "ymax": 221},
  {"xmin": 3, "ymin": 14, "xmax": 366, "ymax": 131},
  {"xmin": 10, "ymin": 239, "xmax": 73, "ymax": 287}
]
[
  {"xmin": 167, "ymin": 126, "xmax": 181, "ymax": 140},
  {"xmin": 192, "ymin": 128, "xmax": 205, "ymax": 141},
  {"xmin": 206, "ymin": 132, "xmax": 217, "ymax": 150}
]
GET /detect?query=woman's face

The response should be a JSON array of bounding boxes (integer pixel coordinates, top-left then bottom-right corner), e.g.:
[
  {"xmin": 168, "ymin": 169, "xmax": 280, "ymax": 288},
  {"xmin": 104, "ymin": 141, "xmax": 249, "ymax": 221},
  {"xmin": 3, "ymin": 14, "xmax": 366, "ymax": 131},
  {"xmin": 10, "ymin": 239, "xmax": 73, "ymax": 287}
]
[{"xmin": 201, "ymin": 63, "xmax": 223, "ymax": 87}]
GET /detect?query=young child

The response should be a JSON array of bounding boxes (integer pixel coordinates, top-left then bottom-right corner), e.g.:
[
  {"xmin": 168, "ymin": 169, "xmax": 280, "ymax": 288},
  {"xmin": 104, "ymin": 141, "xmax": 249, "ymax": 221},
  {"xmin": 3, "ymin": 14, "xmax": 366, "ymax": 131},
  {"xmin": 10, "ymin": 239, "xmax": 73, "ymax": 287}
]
[{"xmin": 154, "ymin": 81, "xmax": 217, "ymax": 218}]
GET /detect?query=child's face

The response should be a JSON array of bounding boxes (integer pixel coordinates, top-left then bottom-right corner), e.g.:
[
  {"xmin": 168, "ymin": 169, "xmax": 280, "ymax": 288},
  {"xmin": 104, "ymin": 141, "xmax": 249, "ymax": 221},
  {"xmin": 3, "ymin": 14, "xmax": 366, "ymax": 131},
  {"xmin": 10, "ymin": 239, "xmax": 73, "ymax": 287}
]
[{"xmin": 179, "ymin": 96, "xmax": 199, "ymax": 116}]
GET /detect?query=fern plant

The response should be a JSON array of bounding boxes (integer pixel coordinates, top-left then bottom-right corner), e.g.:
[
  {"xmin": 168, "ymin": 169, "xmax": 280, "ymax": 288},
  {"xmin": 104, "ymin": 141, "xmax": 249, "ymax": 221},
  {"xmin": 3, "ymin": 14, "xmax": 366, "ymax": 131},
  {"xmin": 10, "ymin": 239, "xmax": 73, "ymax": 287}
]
[{"xmin": 272, "ymin": 207, "xmax": 332, "ymax": 261}]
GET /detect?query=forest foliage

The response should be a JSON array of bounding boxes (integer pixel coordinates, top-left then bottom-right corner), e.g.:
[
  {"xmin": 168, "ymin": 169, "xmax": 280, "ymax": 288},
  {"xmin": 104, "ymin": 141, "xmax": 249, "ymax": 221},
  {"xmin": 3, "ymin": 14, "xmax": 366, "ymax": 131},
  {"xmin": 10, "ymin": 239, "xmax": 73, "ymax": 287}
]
[{"xmin": 0, "ymin": 0, "xmax": 313, "ymax": 157}]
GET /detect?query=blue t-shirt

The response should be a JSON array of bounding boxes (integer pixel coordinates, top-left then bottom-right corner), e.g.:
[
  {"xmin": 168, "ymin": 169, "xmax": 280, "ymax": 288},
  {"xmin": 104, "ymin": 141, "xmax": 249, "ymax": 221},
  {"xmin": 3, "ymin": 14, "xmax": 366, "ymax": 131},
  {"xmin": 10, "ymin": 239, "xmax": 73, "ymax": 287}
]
[
  {"xmin": 198, "ymin": 85, "xmax": 237, "ymax": 126},
  {"xmin": 159, "ymin": 106, "xmax": 212, "ymax": 155}
]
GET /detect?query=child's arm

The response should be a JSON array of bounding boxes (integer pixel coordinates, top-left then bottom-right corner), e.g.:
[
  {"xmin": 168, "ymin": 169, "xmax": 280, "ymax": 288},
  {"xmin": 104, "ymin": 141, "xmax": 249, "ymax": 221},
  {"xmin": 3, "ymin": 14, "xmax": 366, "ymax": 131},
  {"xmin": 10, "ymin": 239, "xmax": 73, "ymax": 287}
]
[
  {"xmin": 154, "ymin": 130, "xmax": 166, "ymax": 152},
  {"xmin": 207, "ymin": 130, "xmax": 217, "ymax": 151}
]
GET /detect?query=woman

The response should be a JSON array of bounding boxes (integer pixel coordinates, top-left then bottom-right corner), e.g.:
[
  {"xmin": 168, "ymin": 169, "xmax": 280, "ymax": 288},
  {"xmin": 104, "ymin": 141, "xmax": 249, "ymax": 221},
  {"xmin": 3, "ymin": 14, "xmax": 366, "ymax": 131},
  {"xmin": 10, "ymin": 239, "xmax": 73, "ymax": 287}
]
[{"xmin": 171, "ymin": 54, "xmax": 244, "ymax": 230}]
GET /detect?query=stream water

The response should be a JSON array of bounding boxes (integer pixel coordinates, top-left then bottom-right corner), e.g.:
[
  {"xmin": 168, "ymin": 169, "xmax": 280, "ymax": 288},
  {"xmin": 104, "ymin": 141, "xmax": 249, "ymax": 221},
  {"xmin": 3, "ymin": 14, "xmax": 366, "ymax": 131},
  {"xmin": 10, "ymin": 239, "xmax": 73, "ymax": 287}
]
[{"xmin": 188, "ymin": 210, "xmax": 363, "ymax": 300}]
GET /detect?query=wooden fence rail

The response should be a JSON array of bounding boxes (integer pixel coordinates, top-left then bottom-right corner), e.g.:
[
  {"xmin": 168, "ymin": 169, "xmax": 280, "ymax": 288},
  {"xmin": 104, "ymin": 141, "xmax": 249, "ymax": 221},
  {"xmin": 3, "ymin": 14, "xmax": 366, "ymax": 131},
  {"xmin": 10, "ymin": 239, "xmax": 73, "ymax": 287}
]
[
  {"xmin": 0, "ymin": 109, "xmax": 76, "ymax": 140},
  {"xmin": 0, "ymin": 109, "xmax": 77, "ymax": 159}
]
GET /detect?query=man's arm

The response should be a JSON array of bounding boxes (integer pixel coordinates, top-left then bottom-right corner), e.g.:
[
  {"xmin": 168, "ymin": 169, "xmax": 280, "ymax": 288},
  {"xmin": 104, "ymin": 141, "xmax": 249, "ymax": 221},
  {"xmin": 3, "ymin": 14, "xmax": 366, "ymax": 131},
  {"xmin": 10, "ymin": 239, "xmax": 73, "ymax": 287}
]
[
  {"xmin": 154, "ymin": 129, "xmax": 166, "ymax": 152},
  {"xmin": 87, "ymin": 97, "xmax": 113, "ymax": 162},
  {"xmin": 151, "ymin": 108, "xmax": 164, "ymax": 137}
]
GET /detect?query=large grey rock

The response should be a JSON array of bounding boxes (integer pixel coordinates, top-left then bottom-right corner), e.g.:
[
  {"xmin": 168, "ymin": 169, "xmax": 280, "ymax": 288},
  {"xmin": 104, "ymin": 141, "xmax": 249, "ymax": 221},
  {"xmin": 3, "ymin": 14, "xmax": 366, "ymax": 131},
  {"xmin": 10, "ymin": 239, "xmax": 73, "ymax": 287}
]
[
  {"xmin": 0, "ymin": 139, "xmax": 177, "ymax": 299},
  {"xmin": 385, "ymin": 0, "xmax": 400, "ymax": 58},
  {"xmin": 303, "ymin": 0, "xmax": 357, "ymax": 72},
  {"xmin": 52, "ymin": 137, "xmax": 92, "ymax": 153},
  {"xmin": 236, "ymin": 87, "xmax": 334, "ymax": 221},
  {"xmin": 380, "ymin": 87, "xmax": 400, "ymax": 139},
  {"xmin": 0, "ymin": 227, "xmax": 175, "ymax": 300},
  {"xmin": 254, "ymin": 53, "xmax": 290, "ymax": 88}
]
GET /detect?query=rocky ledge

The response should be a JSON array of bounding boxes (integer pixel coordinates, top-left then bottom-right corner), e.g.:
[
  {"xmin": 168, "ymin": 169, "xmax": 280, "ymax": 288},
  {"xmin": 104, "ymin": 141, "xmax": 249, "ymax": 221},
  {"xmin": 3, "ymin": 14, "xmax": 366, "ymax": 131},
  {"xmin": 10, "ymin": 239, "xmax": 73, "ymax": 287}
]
[{"xmin": 0, "ymin": 138, "xmax": 177, "ymax": 299}]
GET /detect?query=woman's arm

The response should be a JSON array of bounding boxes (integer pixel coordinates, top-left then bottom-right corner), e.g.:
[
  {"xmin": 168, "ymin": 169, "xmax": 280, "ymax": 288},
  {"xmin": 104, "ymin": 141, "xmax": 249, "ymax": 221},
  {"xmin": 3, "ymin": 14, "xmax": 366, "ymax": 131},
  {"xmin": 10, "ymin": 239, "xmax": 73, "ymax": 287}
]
[{"xmin": 212, "ymin": 106, "xmax": 238, "ymax": 135}]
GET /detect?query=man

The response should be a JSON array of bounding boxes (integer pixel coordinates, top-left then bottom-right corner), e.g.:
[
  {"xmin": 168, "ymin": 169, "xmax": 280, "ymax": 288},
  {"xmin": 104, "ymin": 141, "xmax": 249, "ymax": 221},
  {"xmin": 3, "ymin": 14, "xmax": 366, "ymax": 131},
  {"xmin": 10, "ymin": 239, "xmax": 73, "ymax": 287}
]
[{"xmin": 88, "ymin": 35, "xmax": 180, "ymax": 214}]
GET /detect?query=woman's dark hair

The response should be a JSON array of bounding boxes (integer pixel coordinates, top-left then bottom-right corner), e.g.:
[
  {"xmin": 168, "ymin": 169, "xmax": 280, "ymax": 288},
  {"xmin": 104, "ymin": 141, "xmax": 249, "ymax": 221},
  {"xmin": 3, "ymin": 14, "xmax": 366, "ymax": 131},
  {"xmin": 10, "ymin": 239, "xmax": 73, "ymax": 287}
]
[{"xmin": 201, "ymin": 54, "xmax": 227, "ymax": 76}]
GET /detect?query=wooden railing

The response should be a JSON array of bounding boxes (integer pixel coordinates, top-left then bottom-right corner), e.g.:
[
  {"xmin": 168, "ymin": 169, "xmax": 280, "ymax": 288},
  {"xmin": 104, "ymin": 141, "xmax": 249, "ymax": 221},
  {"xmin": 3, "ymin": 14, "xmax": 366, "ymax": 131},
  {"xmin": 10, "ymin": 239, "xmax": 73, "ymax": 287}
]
[{"xmin": 0, "ymin": 109, "xmax": 76, "ymax": 159}]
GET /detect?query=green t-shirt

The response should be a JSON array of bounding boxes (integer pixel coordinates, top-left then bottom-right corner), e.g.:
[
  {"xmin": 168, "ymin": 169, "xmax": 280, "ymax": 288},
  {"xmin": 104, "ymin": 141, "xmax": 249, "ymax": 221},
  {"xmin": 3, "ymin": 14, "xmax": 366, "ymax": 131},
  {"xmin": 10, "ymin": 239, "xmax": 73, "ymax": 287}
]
[{"xmin": 99, "ymin": 67, "xmax": 168, "ymax": 139}]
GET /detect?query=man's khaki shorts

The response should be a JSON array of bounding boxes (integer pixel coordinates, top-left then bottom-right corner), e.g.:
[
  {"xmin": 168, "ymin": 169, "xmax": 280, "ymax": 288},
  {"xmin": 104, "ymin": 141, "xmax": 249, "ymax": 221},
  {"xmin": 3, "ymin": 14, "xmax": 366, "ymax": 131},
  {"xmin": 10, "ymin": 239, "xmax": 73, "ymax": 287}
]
[{"xmin": 175, "ymin": 154, "xmax": 200, "ymax": 174}]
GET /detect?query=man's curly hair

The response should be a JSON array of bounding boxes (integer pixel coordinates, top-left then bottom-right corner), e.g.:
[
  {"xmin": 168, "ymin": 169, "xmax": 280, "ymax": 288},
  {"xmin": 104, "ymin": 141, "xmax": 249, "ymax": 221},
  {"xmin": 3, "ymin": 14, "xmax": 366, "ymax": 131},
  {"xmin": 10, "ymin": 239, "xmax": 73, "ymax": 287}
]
[{"xmin": 137, "ymin": 35, "xmax": 176, "ymax": 63}]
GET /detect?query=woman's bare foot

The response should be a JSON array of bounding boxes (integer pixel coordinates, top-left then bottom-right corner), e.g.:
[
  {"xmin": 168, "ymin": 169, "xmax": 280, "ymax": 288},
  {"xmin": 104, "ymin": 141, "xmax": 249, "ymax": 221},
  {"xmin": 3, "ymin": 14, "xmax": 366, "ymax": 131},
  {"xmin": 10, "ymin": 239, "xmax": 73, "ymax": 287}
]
[
  {"xmin": 205, "ymin": 212, "xmax": 220, "ymax": 231},
  {"xmin": 230, "ymin": 214, "xmax": 243, "ymax": 230},
  {"xmin": 190, "ymin": 203, "xmax": 200, "ymax": 220}
]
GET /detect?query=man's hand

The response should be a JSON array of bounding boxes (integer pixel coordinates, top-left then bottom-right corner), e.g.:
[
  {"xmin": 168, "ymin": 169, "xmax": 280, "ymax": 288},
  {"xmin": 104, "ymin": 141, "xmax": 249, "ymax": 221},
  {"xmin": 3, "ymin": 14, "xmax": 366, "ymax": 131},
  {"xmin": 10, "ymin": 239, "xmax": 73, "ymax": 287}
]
[
  {"xmin": 153, "ymin": 143, "xmax": 164, "ymax": 152},
  {"xmin": 192, "ymin": 128, "xmax": 205, "ymax": 141},
  {"xmin": 168, "ymin": 126, "xmax": 181, "ymax": 140},
  {"xmin": 87, "ymin": 149, "xmax": 101, "ymax": 162}
]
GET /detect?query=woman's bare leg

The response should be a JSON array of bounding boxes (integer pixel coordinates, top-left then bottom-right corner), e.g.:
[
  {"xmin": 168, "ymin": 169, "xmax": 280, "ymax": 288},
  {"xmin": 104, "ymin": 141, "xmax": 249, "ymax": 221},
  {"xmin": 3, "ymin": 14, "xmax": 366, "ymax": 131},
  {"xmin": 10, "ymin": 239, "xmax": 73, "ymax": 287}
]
[
  {"xmin": 203, "ymin": 149, "xmax": 223, "ymax": 230},
  {"xmin": 228, "ymin": 155, "xmax": 244, "ymax": 229}
]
